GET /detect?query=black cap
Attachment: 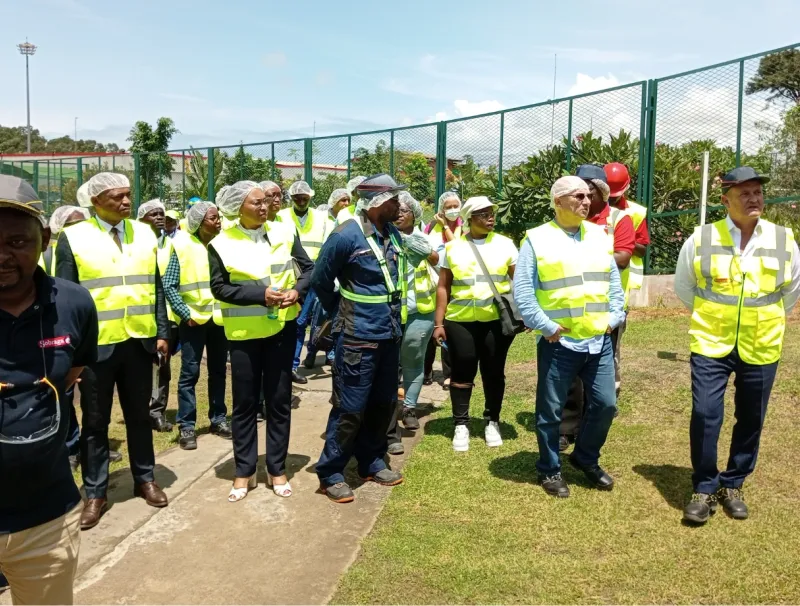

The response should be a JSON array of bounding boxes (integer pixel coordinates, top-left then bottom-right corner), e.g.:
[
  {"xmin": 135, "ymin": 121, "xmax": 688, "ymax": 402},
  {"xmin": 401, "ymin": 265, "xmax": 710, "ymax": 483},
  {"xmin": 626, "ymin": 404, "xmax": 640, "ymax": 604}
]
[
  {"xmin": 721, "ymin": 166, "xmax": 770, "ymax": 193},
  {"xmin": 575, "ymin": 164, "xmax": 607, "ymax": 183}
]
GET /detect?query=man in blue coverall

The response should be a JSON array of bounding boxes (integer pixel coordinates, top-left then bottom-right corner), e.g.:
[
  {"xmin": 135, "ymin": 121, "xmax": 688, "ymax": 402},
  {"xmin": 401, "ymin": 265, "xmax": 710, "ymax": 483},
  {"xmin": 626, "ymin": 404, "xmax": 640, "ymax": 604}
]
[{"xmin": 312, "ymin": 174, "xmax": 407, "ymax": 503}]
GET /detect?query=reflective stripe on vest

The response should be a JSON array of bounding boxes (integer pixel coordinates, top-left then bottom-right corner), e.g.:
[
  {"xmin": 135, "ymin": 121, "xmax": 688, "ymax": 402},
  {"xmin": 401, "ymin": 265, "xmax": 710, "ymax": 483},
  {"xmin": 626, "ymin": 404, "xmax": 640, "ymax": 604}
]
[
  {"xmin": 209, "ymin": 223, "xmax": 299, "ymax": 341},
  {"xmin": 689, "ymin": 219, "xmax": 792, "ymax": 365},
  {"xmin": 412, "ymin": 261, "xmax": 436, "ymax": 315},
  {"xmin": 172, "ymin": 231, "xmax": 222, "ymax": 325},
  {"xmin": 624, "ymin": 199, "xmax": 647, "ymax": 290},
  {"xmin": 606, "ymin": 208, "xmax": 632, "ymax": 304},
  {"xmin": 155, "ymin": 236, "xmax": 177, "ymax": 323},
  {"xmin": 277, "ymin": 207, "xmax": 331, "ymax": 261},
  {"xmin": 64, "ymin": 218, "xmax": 158, "ymax": 345},
  {"xmin": 527, "ymin": 221, "xmax": 612, "ymax": 339},
  {"xmin": 444, "ymin": 232, "xmax": 514, "ymax": 323}
]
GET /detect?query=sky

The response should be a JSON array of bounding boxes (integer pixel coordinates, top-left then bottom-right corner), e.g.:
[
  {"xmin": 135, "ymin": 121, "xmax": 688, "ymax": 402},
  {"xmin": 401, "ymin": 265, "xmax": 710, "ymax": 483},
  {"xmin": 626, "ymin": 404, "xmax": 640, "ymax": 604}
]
[{"xmin": 1, "ymin": 0, "xmax": 799, "ymax": 151}]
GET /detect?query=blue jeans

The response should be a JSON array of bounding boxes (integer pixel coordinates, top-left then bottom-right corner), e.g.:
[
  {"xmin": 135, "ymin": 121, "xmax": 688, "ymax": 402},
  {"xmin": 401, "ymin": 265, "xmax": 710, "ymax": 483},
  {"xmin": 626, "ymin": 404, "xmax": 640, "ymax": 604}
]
[
  {"xmin": 316, "ymin": 333, "xmax": 401, "ymax": 486},
  {"xmin": 176, "ymin": 321, "xmax": 228, "ymax": 430},
  {"xmin": 401, "ymin": 312, "xmax": 435, "ymax": 409},
  {"xmin": 535, "ymin": 336, "xmax": 617, "ymax": 475},
  {"xmin": 690, "ymin": 350, "xmax": 777, "ymax": 493},
  {"xmin": 293, "ymin": 289, "xmax": 318, "ymax": 369}
]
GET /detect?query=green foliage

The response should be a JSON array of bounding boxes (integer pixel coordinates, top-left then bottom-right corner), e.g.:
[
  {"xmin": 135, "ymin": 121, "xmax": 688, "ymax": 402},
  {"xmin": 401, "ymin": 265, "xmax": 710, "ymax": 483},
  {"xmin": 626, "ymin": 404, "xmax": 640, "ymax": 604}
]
[
  {"xmin": 312, "ymin": 173, "xmax": 348, "ymax": 207},
  {"xmin": 746, "ymin": 49, "xmax": 800, "ymax": 106},
  {"xmin": 183, "ymin": 149, "xmax": 226, "ymax": 201},
  {"xmin": 397, "ymin": 152, "xmax": 434, "ymax": 203},
  {"xmin": 351, "ymin": 139, "xmax": 390, "ymax": 176},
  {"xmin": 128, "ymin": 118, "xmax": 178, "ymax": 201},
  {"xmin": 58, "ymin": 163, "xmax": 136, "ymax": 209},
  {"xmin": 219, "ymin": 147, "xmax": 283, "ymax": 186},
  {"xmin": 0, "ymin": 125, "xmax": 124, "ymax": 154},
  {"xmin": 447, "ymin": 155, "xmax": 498, "ymax": 205}
]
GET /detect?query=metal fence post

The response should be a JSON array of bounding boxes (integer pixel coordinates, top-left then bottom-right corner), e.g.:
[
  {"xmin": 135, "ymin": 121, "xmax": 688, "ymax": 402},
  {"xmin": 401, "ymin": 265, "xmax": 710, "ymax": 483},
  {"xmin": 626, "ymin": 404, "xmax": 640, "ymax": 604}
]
[
  {"xmin": 207, "ymin": 148, "xmax": 215, "ymax": 202},
  {"xmin": 134, "ymin": 153, "xmax": 142, "ymax": 208},
  {"xmin": 304, "ymin": 139, "xmax": 313, "ymax": 184},
  {"xmin": 77, "ymin": 157, "xmax": 83, "ymax": 186},
  {"xmin": 644, "ymin": 79, "xmax": 658, "ymax": 276},
  {"xmin": 59, "ymin": 159, "xmax": 63, "ymax": 203},
  {"xmin": 46, "ymin": 161, "xmax": 51, "ymax": 204},
  {"xmin": 112, "ymin": 155, "xmax": 116, "ymax": 170},
  {"xmin": 239, "ymin": 145, "xmax": 244, "ymax": 181},
  {"xmin": 735, "ymin": 59, "xmax": 745, "ymax": 167},
  {"xmin": 32, "ymin": 161, "xmax": 39, "ymax": 193},
  {"xmin": 181, "ymin": 151, "xmax": 186, "ymax": 206},
  {"xmin": 636, "ymin": 82, "xmax": 648, "ymax": 203},
  {"xmin": 565, "ymin": 100, "xmax": 574, "ymax": 173},
  {"xmin": 270, "ymin": 144, "xmax": 276, "ymax": 182},
  {"xmin": 435, "ymin": 121, "xmax": 447, "ymax": 206},
  {"xmin": 389, "ymin": 130, "xmax": 395, "ymax": 178},
  {"xmin": 498, "ymin": 112, "xmax": 505, "ymax": 193}
]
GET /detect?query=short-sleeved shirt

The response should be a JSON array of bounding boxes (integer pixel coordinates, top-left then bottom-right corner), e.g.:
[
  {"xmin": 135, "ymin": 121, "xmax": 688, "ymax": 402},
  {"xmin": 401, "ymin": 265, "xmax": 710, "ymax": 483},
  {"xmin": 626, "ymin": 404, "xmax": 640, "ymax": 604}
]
[
  {"xmin": 587, "ymin": 204, "xmax": 635, "ymax": 255},
  {"xmin": 0, "ymin": 269, "xmax": 98, "ymax": 534}
]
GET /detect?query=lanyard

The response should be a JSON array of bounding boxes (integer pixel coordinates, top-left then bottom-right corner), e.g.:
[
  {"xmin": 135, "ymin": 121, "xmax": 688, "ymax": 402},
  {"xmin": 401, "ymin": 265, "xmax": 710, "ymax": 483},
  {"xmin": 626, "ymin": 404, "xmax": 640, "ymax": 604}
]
[{"xmin": 356, "ymin": 220, "xmax": 403, "ymax": 295}]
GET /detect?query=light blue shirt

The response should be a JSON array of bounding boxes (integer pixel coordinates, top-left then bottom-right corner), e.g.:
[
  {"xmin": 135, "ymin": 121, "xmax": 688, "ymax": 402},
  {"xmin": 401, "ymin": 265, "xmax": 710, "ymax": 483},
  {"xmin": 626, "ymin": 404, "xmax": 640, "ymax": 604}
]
[{"xmin": 513, "ymin": 229, "xmax": 626, "ymax": 354}]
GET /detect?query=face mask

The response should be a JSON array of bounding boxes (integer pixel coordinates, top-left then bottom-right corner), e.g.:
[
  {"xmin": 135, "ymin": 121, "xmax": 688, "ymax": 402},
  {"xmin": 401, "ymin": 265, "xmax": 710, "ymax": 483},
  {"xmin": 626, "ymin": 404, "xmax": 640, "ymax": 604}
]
[{"xmin": 444, "ymin": 209, "xmax": 460, "ymax": 221}]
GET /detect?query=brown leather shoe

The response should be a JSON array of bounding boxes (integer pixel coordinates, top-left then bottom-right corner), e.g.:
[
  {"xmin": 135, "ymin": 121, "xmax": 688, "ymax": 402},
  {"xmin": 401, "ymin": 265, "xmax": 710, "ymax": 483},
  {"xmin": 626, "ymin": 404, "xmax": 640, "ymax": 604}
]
[
  {"xmin": 80, "ymin": 498, "xmax": 108, "ymax": 530},
  {"xmin": 134, "ymin": 481, "xmax": 168, "ymax": 507}
]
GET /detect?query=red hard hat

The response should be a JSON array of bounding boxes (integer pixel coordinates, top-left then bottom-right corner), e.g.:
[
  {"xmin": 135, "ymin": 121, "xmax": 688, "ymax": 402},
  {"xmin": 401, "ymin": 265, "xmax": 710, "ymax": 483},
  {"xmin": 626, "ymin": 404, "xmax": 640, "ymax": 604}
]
[{"xmin": 604, "ymin": 163, "xmax": 631, "ymax": 197}]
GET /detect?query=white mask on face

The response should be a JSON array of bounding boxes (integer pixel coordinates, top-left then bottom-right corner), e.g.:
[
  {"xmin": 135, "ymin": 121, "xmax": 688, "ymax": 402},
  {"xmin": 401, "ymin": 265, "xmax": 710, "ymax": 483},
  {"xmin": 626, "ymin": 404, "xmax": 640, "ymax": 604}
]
[{"xmin": 444, "ymin": 208, "xmax": 460, "ymax": 221}]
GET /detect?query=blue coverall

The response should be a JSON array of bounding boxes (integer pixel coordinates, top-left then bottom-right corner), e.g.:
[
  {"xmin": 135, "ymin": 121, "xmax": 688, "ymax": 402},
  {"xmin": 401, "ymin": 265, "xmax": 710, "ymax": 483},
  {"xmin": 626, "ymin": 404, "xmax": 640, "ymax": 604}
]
[{"xmin": 312, "ymin": 212, "xmax": 404, "ymax": 486}]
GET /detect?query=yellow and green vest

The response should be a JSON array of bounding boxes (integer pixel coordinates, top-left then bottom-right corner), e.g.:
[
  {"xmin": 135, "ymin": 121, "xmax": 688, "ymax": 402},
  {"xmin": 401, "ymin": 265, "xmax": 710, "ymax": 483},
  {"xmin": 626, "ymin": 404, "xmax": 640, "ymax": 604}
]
[
  {"xmin": 171, "ymin": 231, "xmax": 222, "ymax": 326},
  {"xmin": 276, "ymin": 207, "xmax": 333, "ymax": 261}
]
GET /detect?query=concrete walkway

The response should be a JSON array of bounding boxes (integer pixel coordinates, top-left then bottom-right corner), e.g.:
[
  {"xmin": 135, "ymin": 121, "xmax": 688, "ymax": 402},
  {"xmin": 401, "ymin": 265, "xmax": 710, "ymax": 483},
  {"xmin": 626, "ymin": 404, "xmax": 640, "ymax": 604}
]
[{"xmin": 4, "ymin": 362, "xmax": 447, "ymax": 605}]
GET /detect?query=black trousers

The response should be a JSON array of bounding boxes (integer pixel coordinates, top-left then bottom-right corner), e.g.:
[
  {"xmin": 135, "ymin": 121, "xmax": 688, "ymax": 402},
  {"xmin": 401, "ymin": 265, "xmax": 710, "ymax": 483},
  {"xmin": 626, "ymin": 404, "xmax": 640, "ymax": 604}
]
[
  {"xmin": 149, "ymin": 324, "xmax": 178, "ymax": 419},
  {"xmin": 81, "ymin": 339, "xmax": 156, "ymax": 499},
  {"xmin": 424, "ymin": 335, "xmax": 451, "ymax": 380},
  {"xmin": 229, "ymin": 321, "xmax": 295, "ymax": 478},
  {"xmin": 445, "ymin": 319, "xmax": 515, "ymax": 426}
]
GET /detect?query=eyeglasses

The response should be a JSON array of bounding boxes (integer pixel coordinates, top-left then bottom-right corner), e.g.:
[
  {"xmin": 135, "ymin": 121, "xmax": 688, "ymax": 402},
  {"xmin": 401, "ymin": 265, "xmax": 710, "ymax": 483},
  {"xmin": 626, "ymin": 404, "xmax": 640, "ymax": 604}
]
[
  {"xmin": 247, "ymin": 198, "xmax": 269, "ymax": 208},
  {"xmin": 472, "ymin": 210, "xmax": 495, "ymax": 219},
  {"xmin": 571, "ymin": 193, "xmax": 590, "ymax": 201}
]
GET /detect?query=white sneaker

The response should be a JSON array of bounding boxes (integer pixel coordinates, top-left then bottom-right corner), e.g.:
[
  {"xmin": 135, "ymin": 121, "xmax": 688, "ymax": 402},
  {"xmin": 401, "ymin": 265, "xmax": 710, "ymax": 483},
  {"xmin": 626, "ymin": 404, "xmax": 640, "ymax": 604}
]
[
  {"xmin": 453, "ymin": 425, "xmax": 470, "ymax": 452},
  {"xmin": 485, "ymin": 421, "xmax": 503, "ymax": 447}
]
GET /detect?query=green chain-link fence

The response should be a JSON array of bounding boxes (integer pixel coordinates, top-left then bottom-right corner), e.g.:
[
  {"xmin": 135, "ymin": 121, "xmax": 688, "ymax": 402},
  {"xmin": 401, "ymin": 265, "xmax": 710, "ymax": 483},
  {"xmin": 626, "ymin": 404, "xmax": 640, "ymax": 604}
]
[{"xmin": 6, "ymin": 42, "xmax": 799, "ymax": 273}]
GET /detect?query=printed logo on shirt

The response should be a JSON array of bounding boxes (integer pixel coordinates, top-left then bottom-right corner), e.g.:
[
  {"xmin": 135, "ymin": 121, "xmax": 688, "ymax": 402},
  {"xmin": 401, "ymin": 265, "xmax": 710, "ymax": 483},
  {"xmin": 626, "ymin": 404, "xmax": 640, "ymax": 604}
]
[{"xmin": 39, "ymin": 335, "xmax": 71, "ymax": 349}]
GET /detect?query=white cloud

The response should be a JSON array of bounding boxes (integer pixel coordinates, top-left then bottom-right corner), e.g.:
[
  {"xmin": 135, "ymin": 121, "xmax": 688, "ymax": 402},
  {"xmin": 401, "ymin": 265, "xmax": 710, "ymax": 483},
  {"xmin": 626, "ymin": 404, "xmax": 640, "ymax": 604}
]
[
  {"xmin": 568, "ymin": 73, "xmax": 622, "ymax": 95},
  {"xmin": 453, "ymin": 100, "xmax": 505, "ymax": 117},
  {"xmin": 262, "ymin": 52, "xmax": 287, "ymax": 68}
]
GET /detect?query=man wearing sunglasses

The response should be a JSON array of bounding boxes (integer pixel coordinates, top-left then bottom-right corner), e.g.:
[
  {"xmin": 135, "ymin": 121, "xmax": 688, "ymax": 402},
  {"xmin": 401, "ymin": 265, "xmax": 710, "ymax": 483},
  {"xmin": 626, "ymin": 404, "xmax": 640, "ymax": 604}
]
[{"xmin": 0, "ymin": 176, "xmax": 98, "ymax": 604}]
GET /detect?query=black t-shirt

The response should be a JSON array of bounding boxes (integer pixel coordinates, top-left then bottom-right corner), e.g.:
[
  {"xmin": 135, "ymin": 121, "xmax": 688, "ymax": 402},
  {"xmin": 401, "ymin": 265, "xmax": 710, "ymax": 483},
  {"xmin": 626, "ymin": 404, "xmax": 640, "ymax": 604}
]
[{"xmin": 0, "ymin": 270, "xmax": 98, "ymax": 534}]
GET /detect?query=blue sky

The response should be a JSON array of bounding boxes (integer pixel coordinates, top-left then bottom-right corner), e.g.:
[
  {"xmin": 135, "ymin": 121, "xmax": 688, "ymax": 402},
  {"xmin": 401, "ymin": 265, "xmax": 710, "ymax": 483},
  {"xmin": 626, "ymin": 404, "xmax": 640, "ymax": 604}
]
[{"xmin": 1, "ymin": 0, "xmax": 799, "ymax": 150}]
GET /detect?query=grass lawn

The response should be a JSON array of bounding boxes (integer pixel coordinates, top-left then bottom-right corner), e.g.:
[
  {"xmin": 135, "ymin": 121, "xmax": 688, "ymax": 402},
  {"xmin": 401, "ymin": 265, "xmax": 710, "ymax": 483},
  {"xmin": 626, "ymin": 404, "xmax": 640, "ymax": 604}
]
[
  {"xmin": 72, "ymin": 358, "xmax": 213, "ymax": 486},
  {"xmin": 333, "ymin": 308, "xmax": 800, "ymax": 604}
]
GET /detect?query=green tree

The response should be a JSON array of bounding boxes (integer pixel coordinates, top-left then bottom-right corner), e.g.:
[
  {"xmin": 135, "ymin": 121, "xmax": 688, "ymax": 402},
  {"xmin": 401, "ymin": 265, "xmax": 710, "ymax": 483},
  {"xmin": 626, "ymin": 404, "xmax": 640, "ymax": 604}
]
[
  {"xmin": 183, "ymin": 149, "xmax": 227, "ymax": 200},
  {"xmin": 312, "ymin": 173, "xmax": 348, "ymax": 207},
  {"xmin": 0, "ymin": 125, "xmax": 47, "ymax": 153},
  {"xmin": 397, "ymin": 152, "xmax": 434, "ymax": 203},
  {"xmin": 127, "ymin": 118, "xmax": 178, "ymax": 201},
  {"xmin": 351, "ymin": 140, "xmax": 390, "ymax": 175},
  {"xmin": 59, "ymin": 163, "xmax": 136, "ymax": 208},
  {"xmin": 219, "ymin": 147, "xmax": 283, "ymax": 186},
  {"xmin": 746, "ymin": 49, "xmax": 800, "ymax": 106}
]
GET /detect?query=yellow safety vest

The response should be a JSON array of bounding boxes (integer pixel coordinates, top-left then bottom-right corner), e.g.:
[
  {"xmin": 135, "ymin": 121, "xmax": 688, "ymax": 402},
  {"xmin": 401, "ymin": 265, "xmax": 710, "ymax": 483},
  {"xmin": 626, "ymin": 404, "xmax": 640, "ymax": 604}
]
[
  {"xmin": 445, "ymin": 232, "xmax": 515, "ymax": 323},
  {"xmin": 527, "ymin": 221, "xmax": 612, "ymax": 340},
  {"xmin": 605, "ymin": 207, "xmax": 632, "ymax": 305},
  {"xmin": 276, "ymin": 207, "xmax": 333, "ymax": 261},
  {"xmin": 622, "ymin": 199, "xmax": 647, "ymax": 290},
  {"xmin": 335, "ymin": 204, "xmax": 356, "ymax": 223},
  {"xmin": 428, "ymin": 222, "xmax": 462, "ymax": 243},
  {"xmin": 64, "ymin": 218, "xmax": 158, "ymax": 346},
  {"xmin": 689, "ymin": 219, "xmax": 793, "ymax": 365},
  {"xmin": 221, "ymin": 216, "xmax": 237, "ymax": 231},
  {"xmin": 209, "ymin": 222, "xmax": 299, "ymax": 341},
  {"xmin": 410, "ymin": 259, "xmax": 436, "ymax": 316},
  {"xmin": 39, "ymin": 241, "xmax": 58, "ymax": 275},
  {"xmin": 171, "ymin": 231, "xmax": 222, "ymax": 326},
  {"xmin": 155, "ymin": 235, "xmax": 178, "ymax": 323}
]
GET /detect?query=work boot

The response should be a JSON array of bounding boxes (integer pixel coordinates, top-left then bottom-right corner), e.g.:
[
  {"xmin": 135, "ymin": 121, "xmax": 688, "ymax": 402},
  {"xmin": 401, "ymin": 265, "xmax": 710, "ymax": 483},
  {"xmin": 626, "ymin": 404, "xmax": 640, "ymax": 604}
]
[
  {"xmin": 683, "ymin": 493, "xmax": 718, "ymax": 524},
  {"xmin": 361, "ymin": 469, "xmax": 404, "ymax": 486},
  {"xmin": 401, "ymin": 407, "xmax": 420, "ymax": 430},
  {"xmin": 321, "ymin": 482, "xmax": 355, "ymax": 503},
  {"xmin": 151, "ymin": 415, "xmax": 173, "ymax": 433},
  {"xmin": 303, "ymin": 354, "xmax": 316, "ymax": 370},
  {"xmin": 539, "ymin": 472, "xmax": 570, "ymax": 498},
  {"xmin": 568, "ymin": 454, "xmax": 614, "ymax": 491},
  {"xmin": 291, "ymin": 370, "xmax": 308, "ymax": 385},
  {"xmin": 134, "ymin": 482, "xmax": 168, "ymax": 508},
  {"xmin": 387, "ymin": 442, "xmax": 405, "ymax": 455},
  {"xmin": 718, "ymin": 487, "xmax": 748, "ymax": 519},
  {"xmin": 179, "ymin": 427, "xmax": 197, "ymax": 450},
  {"xmin": 80, "ymin": 498, "xmax": 108, "ymax": 530},
  {"xmin": 210, "ymin": 420, "xmax": 233, "ymax": 440}
]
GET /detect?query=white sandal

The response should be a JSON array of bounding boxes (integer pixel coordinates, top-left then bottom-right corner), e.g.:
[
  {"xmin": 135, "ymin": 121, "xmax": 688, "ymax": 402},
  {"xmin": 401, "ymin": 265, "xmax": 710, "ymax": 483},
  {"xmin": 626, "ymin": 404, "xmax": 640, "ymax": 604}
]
[
  {"xmin": 228, "ymin": 475, "xmax": 257, "ymax": 503},
  {"xmin": 267, "ymin": 476, "xmax": 293, "ymax": 498}
]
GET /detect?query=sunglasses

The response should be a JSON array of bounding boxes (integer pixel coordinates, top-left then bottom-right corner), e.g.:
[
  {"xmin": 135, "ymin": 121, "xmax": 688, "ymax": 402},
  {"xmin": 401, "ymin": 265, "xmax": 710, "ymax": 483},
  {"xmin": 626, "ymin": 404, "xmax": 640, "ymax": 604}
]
[
  {"xmin": 571, "ymin": 193, "xmax": 590, "ymax": 201},
  {"xmin": 472, "ymin": 210, "xmax": 495, "ymax": 219}
]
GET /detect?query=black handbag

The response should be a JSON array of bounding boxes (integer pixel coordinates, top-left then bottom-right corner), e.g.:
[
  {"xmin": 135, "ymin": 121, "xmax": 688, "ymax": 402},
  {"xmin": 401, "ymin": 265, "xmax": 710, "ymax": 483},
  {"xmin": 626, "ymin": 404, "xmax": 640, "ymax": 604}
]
[{"xmin": 467, "ymin": 237, "xmax": 525, "ymax": 337}]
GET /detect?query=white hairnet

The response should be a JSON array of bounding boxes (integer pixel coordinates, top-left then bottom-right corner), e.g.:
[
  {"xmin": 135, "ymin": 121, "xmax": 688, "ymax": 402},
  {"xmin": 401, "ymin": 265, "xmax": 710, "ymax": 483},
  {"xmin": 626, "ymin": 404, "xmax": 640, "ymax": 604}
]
[
  {"xmin": 259, "ymin": 180, "xmax": 280, "ymax": 192},
  {"xmin": 137, "ymin": 198, "xmax": 165, "ymax": 220},
  {"xmin": 550, "ymin": 176, "xmax": 589, "ymax": 209},
  {"xmin": 76, "ymin": 182, "xmax": 92, "ymax": 208},
  {"xmin": 347, "ymin": 176, "xmax": 366, "ymax": 195},
  {"xmin": 328, "ymin": 188, "xmax": 349, "ymax": 205},
  {"xmin": 399, "ymin": 191, "xmax": 423, "ymax": 223},
  {"xmin": 288, "ymin": 180, "xmax": 314, "ymax": 198},
  {"xmin": 460, "ymin": 196, "xmax": 497, "ymax": 221},
  {"xmin": 316, "ymin": 204, "xmax": 331, "ymax": 214},
  {"xmin": 218, "ymin": 181, "xmax": 261, "ymax": 218},
  {"xmin": 215, "ymin": 185, "xmax": 230, "ymax": 206},
  {"xmin": 589, "ymin": 179, "xmax": 610, "ymax": 202},
  {"xmin": 360, "ymin": 191, "xmax": 398, "ymax": 211},
  {"xmin": 186, "ymin": 201, "xmax": 216, "ymax": 233},
  {"xmin": 49, "ymin": 205, "xmax": 90, "ymax": 234},
  {"xmin": 86, "ymin": 172, "xmax": 130, "ymax": 199},
  {"xmin": 439, "ymin": 191, "xmax": 461, "ymax": 208}
]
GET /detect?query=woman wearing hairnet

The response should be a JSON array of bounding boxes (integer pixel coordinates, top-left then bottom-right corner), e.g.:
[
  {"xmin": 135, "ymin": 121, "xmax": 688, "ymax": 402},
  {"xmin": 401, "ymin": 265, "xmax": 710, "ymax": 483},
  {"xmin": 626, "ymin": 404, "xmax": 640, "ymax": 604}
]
[
  {"xmin": 432, "ymin": 196, "xmax": 518, "ymax": 452},
  {"xmin": 40, "ymin": 205, "xmax": 90, "ymax": 275},
  {"xmin": 162, "ymin": 202, "xmax": 231, "ymax": 451},
  {"xmin": 326, "ymin": 188, "xmax": 351, "ymax": 222},
  {"xmin": 208, "ymin": 181, "xmax": 314, "ymax": 501},
  {"xmin": 391, "ymin": 193, "xmax": 439, "ymax": 439}
]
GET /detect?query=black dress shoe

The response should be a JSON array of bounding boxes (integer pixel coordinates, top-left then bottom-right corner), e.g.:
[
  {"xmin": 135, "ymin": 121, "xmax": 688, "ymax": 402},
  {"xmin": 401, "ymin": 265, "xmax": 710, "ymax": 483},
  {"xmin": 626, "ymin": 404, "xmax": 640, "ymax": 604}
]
[
  {"xmin": 539, "ymin": 472, "xmax": 570, "ymax": 498},
  {"xmin": 291, "ymin": 370, "xmax": 308, "ymax": 385},
  {"xmin": 422, "ymin": 374, "xmax": 433, "ymax": 386},
  {"xmin": 210, "ymin": 420, "xmax": 233, "ymax": 440},
  {"xmin": 718, "ymin": 487, "xmax": 748, "ymax": 519},
  {"xmin": 151, "ymin": 415, "xmax": 173, "ymax": 433},
  {"xmin": 683, "ymin": 492, "xmax": 717, "ymax": 524},
  {"xmin": 303, "ymin": 355, "xmax": 316, "ymax": 369},
  {"xmin": 401, "ymin": 407, "xmax": 420, "ymax": 430},
  {"xmin": 109, "ymin": 450, "xmax": 123, "ymax": 463},
  {"xmin": 568, "ymin": 454, "xmax": 614, "ymax": 490}
]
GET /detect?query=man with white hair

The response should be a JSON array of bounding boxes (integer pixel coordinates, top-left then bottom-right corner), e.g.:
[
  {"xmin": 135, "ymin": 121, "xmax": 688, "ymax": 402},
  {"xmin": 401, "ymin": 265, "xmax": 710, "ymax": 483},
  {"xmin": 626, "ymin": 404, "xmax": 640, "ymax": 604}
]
[
  {"xmin": 56, "ymin": 172, "xmax": 171, "ymax": 530},
  {"xmin": 513, "ymin": 175, "xmax": 625, "ymax": 498}
]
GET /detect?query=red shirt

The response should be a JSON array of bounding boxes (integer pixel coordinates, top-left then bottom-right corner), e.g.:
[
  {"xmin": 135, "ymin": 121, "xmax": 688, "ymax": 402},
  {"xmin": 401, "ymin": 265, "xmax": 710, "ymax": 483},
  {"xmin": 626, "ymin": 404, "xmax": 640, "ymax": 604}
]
[
  {"xmin": 615, "ymin": 197, "xmax": 650, "ymax": 246},
  {"xmin": 588, "ymin": 204, "xmax": 635, "ymax": 255}
]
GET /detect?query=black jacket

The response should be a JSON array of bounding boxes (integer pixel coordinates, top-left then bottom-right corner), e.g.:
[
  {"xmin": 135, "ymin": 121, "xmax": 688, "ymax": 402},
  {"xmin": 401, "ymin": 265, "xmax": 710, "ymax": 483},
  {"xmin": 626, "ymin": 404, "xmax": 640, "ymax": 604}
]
[{"xmin": 55, "ymin": 231, "xmax": 170, "ymax": 362}]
